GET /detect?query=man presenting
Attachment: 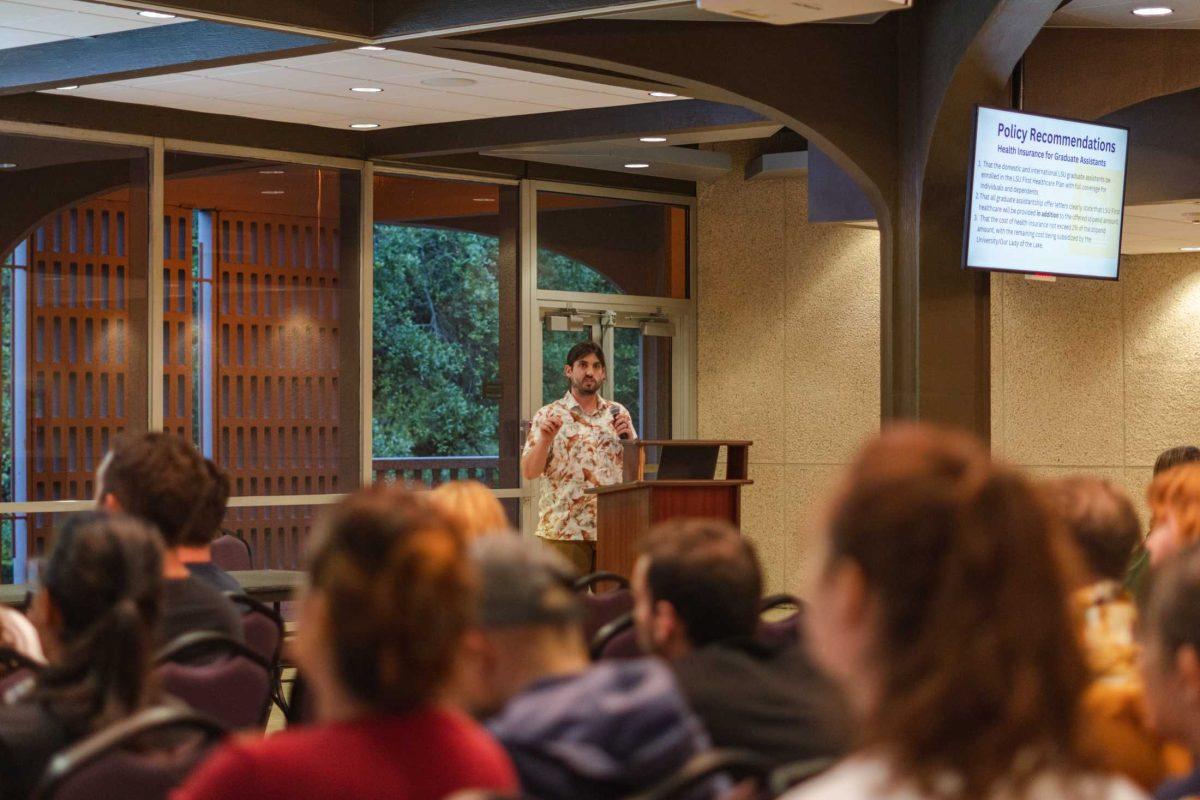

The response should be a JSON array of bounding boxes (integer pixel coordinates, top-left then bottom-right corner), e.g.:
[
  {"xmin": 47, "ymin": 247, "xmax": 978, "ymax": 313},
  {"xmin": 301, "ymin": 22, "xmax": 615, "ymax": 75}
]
[{"xmin": 521, "ymin": 341, "xmax": 636, "ymax": 576}]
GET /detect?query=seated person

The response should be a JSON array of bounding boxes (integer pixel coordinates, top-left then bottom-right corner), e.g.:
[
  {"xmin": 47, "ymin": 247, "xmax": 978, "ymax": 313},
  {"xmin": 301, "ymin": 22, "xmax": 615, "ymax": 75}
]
[
  {"xmin": 96, "ymin": 432, "xmax": 242, "ymax": 647},
  {"xmin": 179, "ymin": 458, "xmax": 242, "ymax": 594},
  {"xmin": 0, "ymin": 606, "xmax": 44, "ymax": 668},
  {"xmin": 0, "ymin": 512, "xmax": 164, "ymax": 800},
  {"xmin": 782, "ymin": 424, "xmax": 1142, "ymax": 800},
  {"xmin": 1128, "ymin": 446, "xmax": 1200, "ymax": 598},
  {"xmin": 1140, "ymin": 545, "xmax": 1200, "ymax": 800},
  {"xmin": 431, "ymin": 479, "xmax": 509, "ymax": 540},
  {"xmin": 1045, "ymin": 475, "xmax": 1173, "ymax": 790},
  {"xmin": 174, "ymin": 485, "xmax": 517, "ymax": 800},
  {"xmin": 632, "ymin": 518, "xmax": 850, "ymax": 767},
  {"xmin": 462, "ymin": 535, "xmax": 710, "ymax": 800},
  {"xmin": 1145, "ymin": 463, "xmax": 1200, "ymax": 569}
]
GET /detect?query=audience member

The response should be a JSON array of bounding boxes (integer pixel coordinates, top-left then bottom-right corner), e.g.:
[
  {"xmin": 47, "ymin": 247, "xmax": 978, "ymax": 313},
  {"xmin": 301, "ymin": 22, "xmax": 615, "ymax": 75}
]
[
  {"xmin": 632, "ymin": 517, "xmax": 850, "ymax": 766},
  {"xmin": 1146, "ymin": 464, "xmax": 1200, "ymax": 568},
  {"xmin": 1128, "ymin": 447, "xmax": 1200, "ymax": 597},
  {"xmin": 174, "ymin": 484, "xmax": 516, "ymax": 800},
  {"xmin": 462, "ymin": 534, "xmax": 710, "ymax": 800},
  {"xmin": 782, "ymin": 424, "xmax": 1144, "ymax": 800},
  {"xmin": 97, "ymin": 432, "xmax": 243, "ymax": 647},
  {"xmin": 1155, "ymin": 447, "xmax": 1200, "ymax": 476},
  {"xmin": 1044, "ymin": 476, "xmax": 1169, "ymax": 789},
  {"xmin": 431, "ymin": 480, "xmax": 509, "ymax": 540},
  {"xmin": 178, "ymin": 458, "xmax": 242, "ymax": 594},
  {"xmin": 0, "ymin": 512, "xmax": 164, "ymax": 799},
  {"xmin": 0, "ymin": 606, "xmax": 44, "ymax": 667},
  {"xmin": 1140, "ymin": 545, "xmax": 1200, "ymax": 800}
]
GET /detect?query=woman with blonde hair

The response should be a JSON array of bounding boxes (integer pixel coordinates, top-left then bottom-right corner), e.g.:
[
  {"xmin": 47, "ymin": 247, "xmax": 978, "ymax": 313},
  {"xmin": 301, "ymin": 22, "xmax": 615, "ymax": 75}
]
[
  {"xmin": 432, "ymin": 480, "xmax": 510, "ymax": 539},
  {"xmin": 1146, "ymin": 463, "xmax": 1200, "ymax": 567},
  {"xmin": 784, "ymin": 424, "xmax": 1143, "ymax": 800}
]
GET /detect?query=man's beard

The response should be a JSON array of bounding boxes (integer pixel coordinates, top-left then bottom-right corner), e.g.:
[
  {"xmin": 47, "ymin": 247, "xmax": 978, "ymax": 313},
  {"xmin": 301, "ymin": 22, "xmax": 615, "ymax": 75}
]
[{"xmin": 571, "ymin": 377, "xmax": 599, "ymax": 396}]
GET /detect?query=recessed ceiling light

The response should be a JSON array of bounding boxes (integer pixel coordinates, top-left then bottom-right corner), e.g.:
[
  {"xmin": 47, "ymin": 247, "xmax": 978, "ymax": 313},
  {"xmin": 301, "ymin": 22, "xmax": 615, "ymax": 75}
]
[
  {"xmin": 1132, "ymin": 6, "xmax": 1173, "ymax": 15},
  {"xmin": 357, "ymin": 45, "xmax": 386, "ymax": 51},
  {"xmin": 349, "ymin": 122, "xmax": 380, "ymax": 129},
  {"xmin": 0, "ymin": 163, "xmax": 17, "ymax": 169},
  {"xmin": 258, "ymin": 169, "xmax": 285, "ymax": 175},
  {"xmin": 261, "ymin": 190, "xmax": 285, "ymax": 195},
  {"xmin": 137, "ymin": 10, "xmax": 176, "ymax": 18},
  {"xmin": 350, "ymin": 86, "xmax": 383, "ymax": 93},
  {"xmin": 624, "ymin": 163, "xmax": 651, "ymax": 169},
  {"xmin": 420, "ymin": 77, "xmax": 477, "ymax": 88},
  {"xmin": 472, "ymin": 197, "xmax": 496, "ymax": 203},
  {"xmin": 1181, "ymin": 246, "xmax": 1200, "ymax": 252},
  {"xmin": 55, "ymin": 85, "xmax": 79, "ymax": 91},
  {"xmin": 639, "ymin": 136, "xmax": 668, "ymax": 143},
  {"xmin": 648, "ymin": 91, "xmax": 678, "ymax": 98}
]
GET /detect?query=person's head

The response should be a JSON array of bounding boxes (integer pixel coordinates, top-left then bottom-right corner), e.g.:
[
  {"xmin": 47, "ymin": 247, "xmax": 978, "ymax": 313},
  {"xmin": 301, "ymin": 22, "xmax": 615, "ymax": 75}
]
[
  {"xmin": 1154, "ymin": 445, "xmax": 1200, "ymax": 476},
  {"xmin": 809, "ymin": 424, "xmax": 1089, "ymax": 799},
  {"xmin": 179, "ymin": 458, "xmax": 231, "ymax": 549},
  {"xmin": 632, "ymin": 518, "xmax": 761, "ymax": 660},
  {"xmin": 1042, "ymin": 475, "xmax": 1140, "ymax": 584},
  {"xmin": 459, "ymin": 535, "xmax": 587, "ymax": 717},
  {"xmin": 29, "ymin": 511, "xmax": 163, "ymax": 729},
  {"xmin": 96, "ymin": 431, "xmax": 213, "ymax": 548},
  {"xmin": 1139, "ymin": 544, "xmax": 1200, "ymax": 746},
  {"xmin": 430, "ymin": 480, "xmax": 509, "ymax": 540},
  {"xmin": 563, "ymin": 341, "xmax": 606, "ymax": 397},
  {"xmin": 294, "ymin": 483, "xmax": 474, "ymax": 721},
  {"xmin": 1146, "ymin": 463, "xmax": 1200, "ymax": 567}
]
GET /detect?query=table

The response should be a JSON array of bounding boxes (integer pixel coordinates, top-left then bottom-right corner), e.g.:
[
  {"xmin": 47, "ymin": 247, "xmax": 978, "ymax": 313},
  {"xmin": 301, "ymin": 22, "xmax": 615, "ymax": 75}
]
[{"xmin": 0, "ymin": 569, "xmax": 306, "ymax": 609}]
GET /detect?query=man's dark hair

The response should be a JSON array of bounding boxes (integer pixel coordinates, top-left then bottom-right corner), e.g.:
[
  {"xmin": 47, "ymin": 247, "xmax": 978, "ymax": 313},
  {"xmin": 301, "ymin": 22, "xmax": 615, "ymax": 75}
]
[
  {"xmin": 640, "ymin": 518, "xmax": 761, "ymax": 647},
  {"xmin": 98, "ymin": 432, "xmax": 213, "ymax": 548},
  {"xmin": 1042, "ymin": 475, "xmax": 1140, "ymax": 581},
  {"xmin": 180, "ymin": 458, "xmax": 231, "ymax": 547},
  {"xmin": 1143, "ymin": 543, "xmax": 1200, "ymax": 660},
  {"xmin": 565, "ymin": 340, "xmax": 605, "ymax": 371},
  {"xmin": 1154, "ymin": 445, "xmax": 1200, "ymax": 476}
]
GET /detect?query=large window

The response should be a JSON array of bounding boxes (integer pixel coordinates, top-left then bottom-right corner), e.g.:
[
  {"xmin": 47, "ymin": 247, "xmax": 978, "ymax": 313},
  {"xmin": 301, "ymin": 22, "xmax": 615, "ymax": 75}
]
[{"xmin": 371, "ymin": 174, "xmax": 520, "ymax": 489}]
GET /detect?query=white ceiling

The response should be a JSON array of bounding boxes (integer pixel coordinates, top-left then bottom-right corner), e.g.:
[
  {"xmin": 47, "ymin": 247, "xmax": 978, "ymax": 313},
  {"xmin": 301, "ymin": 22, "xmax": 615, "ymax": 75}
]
[
  {"xmin": 1049, "ymin": 0, "xmax": 1200, "ymax": 29},
  {"xmin": 1122, "ymin": 202, "xmax": 1200, "ymax": 253},
  {"xmin": 0, "ymin": 0, "xmax": 181, "ymax": 50},
  {"xmin": 50, "ymin": 47, "xmax": 680, "ymax": 129}
]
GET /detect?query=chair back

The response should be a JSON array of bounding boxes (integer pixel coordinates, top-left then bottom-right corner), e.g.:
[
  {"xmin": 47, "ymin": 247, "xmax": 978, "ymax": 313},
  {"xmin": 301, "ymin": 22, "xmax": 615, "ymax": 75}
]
[
  {"xmin": 224, "ymin": 593, "xmax": 283, "ymax": 668},
  {"xmin": 210, "ymin": 531, "xmax": 253, "ymax": 572},
  {"xmin": 155, "ymin": 632, "xmax": 272, "ymax": 729},
  {"xmin": 577, "ymin": 582, "xmax": 633, "ymax": 646},
  {"xmin": 589, "ymin": 612, "xmax": 642, "ymax": 661},
  {"xmin": 626, "ymin": 749, "xmax": 775, "ymax": 800},
  {"xmin": 284, "ymin": 671, "xmax": 318, "ymax": 728},
  {"xmin": 32, "ymin": 705, "xmax": 226, "ymax": 800},
  {"xmin": 755, "ymin": 594, "xmax": 804, "ymax": 650}
]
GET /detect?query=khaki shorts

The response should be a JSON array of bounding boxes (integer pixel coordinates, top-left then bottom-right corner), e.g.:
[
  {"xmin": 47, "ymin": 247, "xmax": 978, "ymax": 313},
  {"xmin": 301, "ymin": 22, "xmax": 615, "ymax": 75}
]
[{"xmin": 539, "ymin": 537, "xmax": 596, "ymax": 578}]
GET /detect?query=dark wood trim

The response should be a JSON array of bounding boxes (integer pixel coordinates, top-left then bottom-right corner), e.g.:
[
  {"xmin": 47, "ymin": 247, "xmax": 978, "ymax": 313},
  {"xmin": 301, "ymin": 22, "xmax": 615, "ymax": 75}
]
[
  {"xmin": 0, "ymin": 94, "xmax": 366, "ymax": 159},
  {"xmin": 0, "ymin": 21, "xmax": 339, "ymax": 96},
  {"xmin": 368, "ymin": 99, "xmax": 767, "ymax": 159},
  {"xmin": 384, "ymin": 153, "xmax": 696, "ymax": 195}
]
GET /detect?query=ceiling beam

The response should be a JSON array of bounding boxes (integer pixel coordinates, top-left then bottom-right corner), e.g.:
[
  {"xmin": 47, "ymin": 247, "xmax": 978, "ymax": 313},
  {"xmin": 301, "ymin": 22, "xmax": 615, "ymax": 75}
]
[
  {"xmin": 373, "ymin": 0, "xmax": 688, "ymax": 40},
  {"xmin": 367, "ymin": 99, "xmax": 767, "ymax": 158},
  {"xmin": 0, "ymin": 93, "xmax": 365, "ymax": 159},
  {"xmin": 0, "ymin": 21, "xmax": 341, "ymax": 96},
  {"xmin": 91, "ymin": 0, "xmax": 373, "ymax": 40}
]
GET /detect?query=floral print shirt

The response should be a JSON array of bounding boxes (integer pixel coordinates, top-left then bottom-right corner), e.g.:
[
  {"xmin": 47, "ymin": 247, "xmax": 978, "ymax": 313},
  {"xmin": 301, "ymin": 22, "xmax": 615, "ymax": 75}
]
[{"xmin": 524, "ymin": 392, "xmax": 633, "ymax": 542}]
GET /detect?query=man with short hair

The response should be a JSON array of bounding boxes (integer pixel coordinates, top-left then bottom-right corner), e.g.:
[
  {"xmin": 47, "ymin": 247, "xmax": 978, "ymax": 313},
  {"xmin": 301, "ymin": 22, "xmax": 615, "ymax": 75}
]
[
  {"xmin": 632, "ymin": 518, "xmax": 849, "ymax": 766},
  {"xmin": 178, "ymin": 458, "xmax": 242, "ymax": 594},
  {"xmin": 521, "ymin": 341, "xmax": 636, "ymax": 576},
  {"xmin": 463, "ymin": 535, "xmax": 709, "ymax": 800},
  {"xmin": 96, "ymin": 432, "xmax": 243, "ymax": 647}
]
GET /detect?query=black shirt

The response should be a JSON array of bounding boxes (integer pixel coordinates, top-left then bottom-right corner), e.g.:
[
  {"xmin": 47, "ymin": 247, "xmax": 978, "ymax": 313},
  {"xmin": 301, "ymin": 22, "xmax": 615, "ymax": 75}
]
[
  {"xmin": 0, "ymin": 699, "xmax": 72, "ymax": 800},
  {"xmin": 158, "ymin": 576, "xmax": 244, "ymax": 650},
  {"xmin": 185, "ymin": 562, "xmax": 243, "ymax": 595},
  {"xmin": 672, "ymin": 637, "xmax": 851, "ymax": 767}
]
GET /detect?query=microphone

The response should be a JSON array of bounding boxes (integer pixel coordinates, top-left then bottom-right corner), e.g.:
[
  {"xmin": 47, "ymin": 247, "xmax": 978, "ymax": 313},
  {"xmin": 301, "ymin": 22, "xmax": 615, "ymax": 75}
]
[{"xmin": 610, "ymin": 406, "xmax": 629, "ymax": 440}]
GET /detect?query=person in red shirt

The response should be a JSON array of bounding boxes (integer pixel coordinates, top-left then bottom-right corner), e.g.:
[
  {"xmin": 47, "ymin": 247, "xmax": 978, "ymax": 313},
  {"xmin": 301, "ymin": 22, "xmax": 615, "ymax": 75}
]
[{"xmin": 173, "ymin": 484, "xmax": 517, "ymax": 800}]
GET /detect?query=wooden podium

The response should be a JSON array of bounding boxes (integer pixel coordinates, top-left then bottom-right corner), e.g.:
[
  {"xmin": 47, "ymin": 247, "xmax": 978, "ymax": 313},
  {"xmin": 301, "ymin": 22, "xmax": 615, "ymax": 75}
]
[{"xmin": 586, "ymin": 440, "xmax": 752, "ymax": 579}]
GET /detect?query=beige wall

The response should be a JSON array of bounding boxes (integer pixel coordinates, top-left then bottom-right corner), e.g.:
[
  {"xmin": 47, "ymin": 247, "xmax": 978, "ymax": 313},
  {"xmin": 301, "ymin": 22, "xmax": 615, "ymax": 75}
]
[
  {"xmin": 991, "ymin": 253, "xmax": 1200, "ymax": 521},
  {"xmin": 696, "ymin": 141, "xmax": 881, "ymax": 595}
]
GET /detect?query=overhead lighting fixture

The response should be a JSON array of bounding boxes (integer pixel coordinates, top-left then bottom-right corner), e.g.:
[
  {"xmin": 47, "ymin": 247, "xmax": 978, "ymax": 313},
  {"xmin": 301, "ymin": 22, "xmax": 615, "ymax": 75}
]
[
  {"xmin": 1181, "ymin": 246, "xmax": 1200, "ymax": 252},
  {"xmin": 1132, "ymin": 6, "xmax": 1173, "ymax": 15},
  {"xmin": 55, "ymin": 85, "xmax": 79, "ymax": 91},
  {"xmin": 137, "ymin": 10, "xmax": 176, "ymax": 18},
  {"xmin": 472, "ymin": 197, "xmax": 496, "ymax": 203},
  {"xmin": 357, "ymin": 45, "xmax": 386, "ymax": 51},
  {"xmin": 261, "ymin": 190, "xmax": 285, "ymax": 195},
  {"xmin": 350, "ymin": 86, "xmax": 383, "ymax": 93},
  {"xmin": 420, "ymin": 77, "xmax": 477, "ymax": 88},
  {"xmin": 258, "ymin": 169, "xmax": 285, "ymax": 175},
  {"xmin": 0, "ymin": 163, "xmax": 17, "ymax": 169},
  {"xmin": 349, "ymin": 122, "xmax": 380, "ymax": 129},
  {"xmin": 639, "ymin": 136, "xmax": 668, "ymax": 143},
  {"xmin": 624, "ymin": 163, "xmax": 651, "ymax": 169},
  {"xmin": 648, "ymin": 91, "xmax": 678, "ymax": 98}
]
